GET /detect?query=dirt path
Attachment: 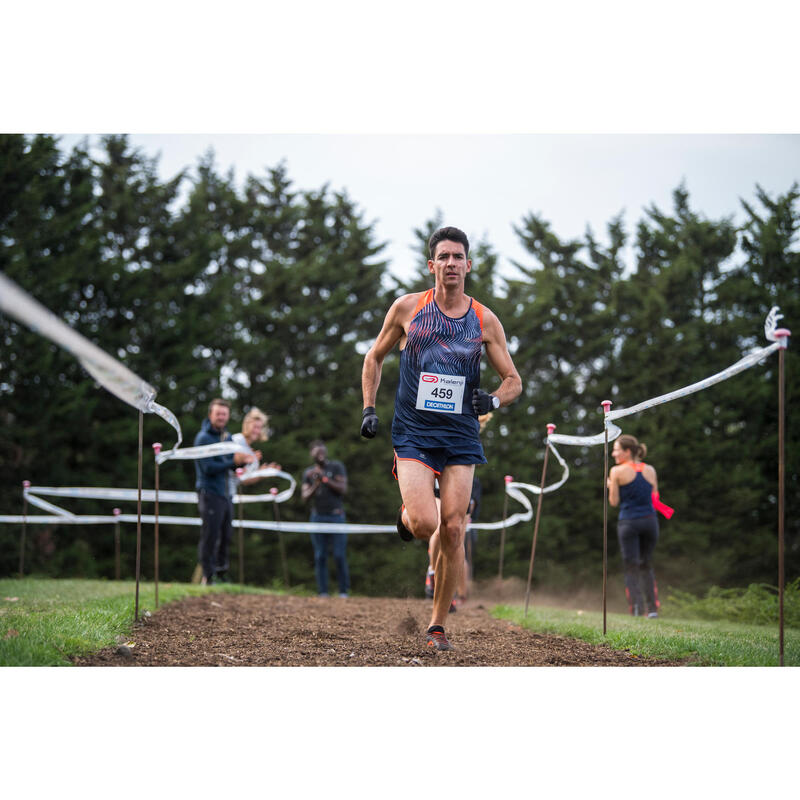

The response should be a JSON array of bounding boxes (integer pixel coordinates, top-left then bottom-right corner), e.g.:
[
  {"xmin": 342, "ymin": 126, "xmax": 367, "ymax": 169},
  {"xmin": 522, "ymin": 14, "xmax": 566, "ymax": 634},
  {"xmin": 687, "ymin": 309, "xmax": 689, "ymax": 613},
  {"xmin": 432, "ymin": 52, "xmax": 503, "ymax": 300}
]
[{"xmin": 73, "ymin": 589, "xmax": 686, "ymax": 667}]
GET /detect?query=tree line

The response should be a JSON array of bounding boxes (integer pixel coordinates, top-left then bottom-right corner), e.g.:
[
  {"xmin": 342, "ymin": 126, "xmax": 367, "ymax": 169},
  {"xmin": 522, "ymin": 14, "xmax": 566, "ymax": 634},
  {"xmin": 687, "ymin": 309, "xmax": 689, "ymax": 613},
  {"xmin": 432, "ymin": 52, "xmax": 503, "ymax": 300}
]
[{"xmin": 0, "ymin": 134, "xmax": 797, "ymax": 598}]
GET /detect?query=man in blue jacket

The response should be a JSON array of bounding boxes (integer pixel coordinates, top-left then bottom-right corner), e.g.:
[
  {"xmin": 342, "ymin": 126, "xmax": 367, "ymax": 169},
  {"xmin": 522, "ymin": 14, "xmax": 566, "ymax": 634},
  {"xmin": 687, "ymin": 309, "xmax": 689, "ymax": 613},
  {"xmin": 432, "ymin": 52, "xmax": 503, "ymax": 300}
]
[{"xmin": 194, "ymin": 398, "xmax": 256, "ymax": 585}]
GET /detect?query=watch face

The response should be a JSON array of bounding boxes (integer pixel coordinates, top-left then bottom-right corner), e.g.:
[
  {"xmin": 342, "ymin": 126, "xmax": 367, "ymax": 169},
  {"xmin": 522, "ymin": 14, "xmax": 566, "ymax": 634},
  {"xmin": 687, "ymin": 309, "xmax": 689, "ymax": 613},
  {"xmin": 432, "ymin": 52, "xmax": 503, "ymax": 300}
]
[{"xmin": 492, "ymin": 395, "xmax": 500, "ymax": 409}]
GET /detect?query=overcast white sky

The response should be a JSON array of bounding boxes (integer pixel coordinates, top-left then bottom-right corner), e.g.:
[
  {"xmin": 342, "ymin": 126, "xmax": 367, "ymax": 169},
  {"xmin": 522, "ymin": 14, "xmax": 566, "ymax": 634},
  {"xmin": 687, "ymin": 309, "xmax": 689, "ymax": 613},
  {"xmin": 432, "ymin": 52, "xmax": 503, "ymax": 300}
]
[{"xmin": 59, "ymin": 133, "xmax": 800, "ymax": 284}]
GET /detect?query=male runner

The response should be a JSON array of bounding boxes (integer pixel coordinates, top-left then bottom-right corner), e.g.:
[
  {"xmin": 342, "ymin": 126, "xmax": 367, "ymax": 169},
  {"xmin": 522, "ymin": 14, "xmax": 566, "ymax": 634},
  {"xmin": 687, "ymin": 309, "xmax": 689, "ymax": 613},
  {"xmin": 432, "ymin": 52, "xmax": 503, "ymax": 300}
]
[{"xmin": 360, "ymin": 226, "xmax": 521, "ymax": 651}]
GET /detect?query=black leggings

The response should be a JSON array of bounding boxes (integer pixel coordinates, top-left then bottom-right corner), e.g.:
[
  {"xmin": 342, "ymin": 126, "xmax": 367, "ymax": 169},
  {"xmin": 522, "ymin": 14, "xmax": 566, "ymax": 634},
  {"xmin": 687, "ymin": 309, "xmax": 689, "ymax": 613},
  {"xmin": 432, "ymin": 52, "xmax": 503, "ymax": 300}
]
[{"xmin": 617, "ymin": 515, "xmax": 659, "ymax": 615}]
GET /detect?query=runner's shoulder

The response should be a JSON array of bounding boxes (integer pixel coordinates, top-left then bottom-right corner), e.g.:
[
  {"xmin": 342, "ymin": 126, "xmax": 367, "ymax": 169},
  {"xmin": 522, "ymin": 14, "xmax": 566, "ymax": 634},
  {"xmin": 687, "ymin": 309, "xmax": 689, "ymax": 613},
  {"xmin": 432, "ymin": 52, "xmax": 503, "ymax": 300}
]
[
  {"xmin": 471, "ymin": 298, "xmax": 503, "ymax": 335},
  {"xmin": 391, "ymin": 292, "xmax": 427, "ymax": 319}
]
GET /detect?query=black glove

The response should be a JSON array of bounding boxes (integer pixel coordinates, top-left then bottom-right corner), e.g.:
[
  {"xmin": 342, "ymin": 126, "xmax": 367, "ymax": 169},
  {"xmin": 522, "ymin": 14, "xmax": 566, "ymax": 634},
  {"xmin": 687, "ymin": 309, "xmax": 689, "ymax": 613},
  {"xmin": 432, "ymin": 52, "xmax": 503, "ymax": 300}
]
[
  {"xmin": 361, "ymin": 406, "xmax": 379, "ymax": 438},
  {"xmin": 472, "ymin": 388, "xmax": 495, "ymax": 415}
]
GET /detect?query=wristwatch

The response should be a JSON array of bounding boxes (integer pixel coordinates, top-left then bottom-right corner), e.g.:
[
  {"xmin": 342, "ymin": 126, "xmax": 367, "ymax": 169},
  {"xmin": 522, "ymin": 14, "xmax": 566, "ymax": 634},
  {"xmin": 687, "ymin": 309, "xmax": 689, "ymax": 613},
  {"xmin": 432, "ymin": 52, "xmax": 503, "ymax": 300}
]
[{"xmin": 491, "ymin": 395, "xmax": 500, "ymax": 409}]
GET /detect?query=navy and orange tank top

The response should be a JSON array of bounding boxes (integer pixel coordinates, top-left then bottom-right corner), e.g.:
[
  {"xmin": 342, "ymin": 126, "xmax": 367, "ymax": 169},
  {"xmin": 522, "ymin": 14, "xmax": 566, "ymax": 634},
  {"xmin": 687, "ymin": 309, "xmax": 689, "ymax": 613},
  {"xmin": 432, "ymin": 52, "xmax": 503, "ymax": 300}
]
[
  {"xmin": 391, "ymin": 289, "xmax": 484, "ymax": 448},
  {"xmin": 618, "ymin": 462, "xmax": 655, "ymax": 520}
]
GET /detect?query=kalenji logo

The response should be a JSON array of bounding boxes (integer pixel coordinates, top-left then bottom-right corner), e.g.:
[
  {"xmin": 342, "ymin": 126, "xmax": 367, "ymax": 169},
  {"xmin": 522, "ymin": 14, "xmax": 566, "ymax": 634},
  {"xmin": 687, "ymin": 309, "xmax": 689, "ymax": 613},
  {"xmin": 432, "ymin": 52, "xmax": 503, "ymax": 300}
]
[{"xmin": 421, "ymin": 374, "xmax": 438, "ymax": 383}]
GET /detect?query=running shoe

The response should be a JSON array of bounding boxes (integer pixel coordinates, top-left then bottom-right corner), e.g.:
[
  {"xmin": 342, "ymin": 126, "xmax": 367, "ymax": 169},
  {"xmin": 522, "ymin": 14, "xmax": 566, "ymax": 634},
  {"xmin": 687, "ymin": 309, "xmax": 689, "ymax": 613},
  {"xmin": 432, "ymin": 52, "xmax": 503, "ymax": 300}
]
[
  {"xmin": 424, "ymin": 568, "xmax": 435, "ymax": 598},
  {"xmin": 396, "ymin": 504, "xmax": 414, "ymax": 542},
  {"xmin": 425, "ymin": 626, "xmax": 453, "ymax": 651},
  {"xmin": 450, "ymin": 594, "xmax": 465, "ymax": 612}
]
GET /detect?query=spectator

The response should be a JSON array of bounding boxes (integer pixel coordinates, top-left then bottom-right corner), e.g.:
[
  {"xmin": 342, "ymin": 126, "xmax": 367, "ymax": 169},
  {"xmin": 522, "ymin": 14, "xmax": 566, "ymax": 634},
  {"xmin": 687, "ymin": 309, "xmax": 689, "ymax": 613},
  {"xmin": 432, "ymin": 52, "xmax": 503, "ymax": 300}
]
[
  {"xmin": 227, "ymin": 407, "xmax": 281, "ymax": 498},
  {"xmin": 301, "ymin": 440, "xmax": 350, "ymax": 598},
  {"xmin": 194, "ymin": 399, "xmax": 255, "ymax": 585}
]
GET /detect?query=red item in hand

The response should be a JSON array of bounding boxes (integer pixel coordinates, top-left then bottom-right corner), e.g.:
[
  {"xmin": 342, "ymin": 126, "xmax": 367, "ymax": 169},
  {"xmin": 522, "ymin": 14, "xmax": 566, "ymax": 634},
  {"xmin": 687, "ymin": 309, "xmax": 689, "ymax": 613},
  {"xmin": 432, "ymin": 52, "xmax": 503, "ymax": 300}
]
[{"xmin": 652, "ymin": 491, "xmax": 674, "ymax": 519}]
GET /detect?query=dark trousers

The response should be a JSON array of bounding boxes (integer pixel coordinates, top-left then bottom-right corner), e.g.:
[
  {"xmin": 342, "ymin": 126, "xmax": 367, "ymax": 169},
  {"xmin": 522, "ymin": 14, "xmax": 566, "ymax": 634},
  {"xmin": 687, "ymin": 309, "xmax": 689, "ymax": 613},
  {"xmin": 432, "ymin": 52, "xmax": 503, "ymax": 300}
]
[
  {"xmin": 617, "ymin": 515, "xmax": 660, "ymax": 615},
  {"xmin": 197, "ymin": 490, "xmax": 233, "ymax": 580},
  {"xmin": 310, "ymin": 512, "xmax": 349, "ymax": 595}
]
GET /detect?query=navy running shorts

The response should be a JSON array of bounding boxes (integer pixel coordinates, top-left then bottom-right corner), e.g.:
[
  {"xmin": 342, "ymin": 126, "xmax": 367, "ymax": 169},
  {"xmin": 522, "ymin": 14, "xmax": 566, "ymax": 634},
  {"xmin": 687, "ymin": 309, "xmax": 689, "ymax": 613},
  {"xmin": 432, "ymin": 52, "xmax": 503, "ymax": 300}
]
[{"xmin": 392, "ymin": 441, "xmax": 486, "ymax": 478}]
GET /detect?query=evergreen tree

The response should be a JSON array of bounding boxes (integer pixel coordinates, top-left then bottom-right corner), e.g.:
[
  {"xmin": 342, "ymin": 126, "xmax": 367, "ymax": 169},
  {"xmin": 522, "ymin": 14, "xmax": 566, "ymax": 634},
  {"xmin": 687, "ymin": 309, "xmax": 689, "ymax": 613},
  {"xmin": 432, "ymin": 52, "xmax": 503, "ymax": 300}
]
[{"xmin": 712, "ymin": 184, "xmax": 800, "ymax": 583}]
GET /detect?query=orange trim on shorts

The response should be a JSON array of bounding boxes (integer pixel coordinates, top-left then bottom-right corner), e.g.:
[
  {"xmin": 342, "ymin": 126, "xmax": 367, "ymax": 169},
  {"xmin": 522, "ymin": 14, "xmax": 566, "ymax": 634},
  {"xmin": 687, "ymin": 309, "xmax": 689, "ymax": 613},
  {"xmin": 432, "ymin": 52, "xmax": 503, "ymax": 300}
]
[{"xmin": 392, "ymin": 450, "xmax": 441, "ymax": 481}]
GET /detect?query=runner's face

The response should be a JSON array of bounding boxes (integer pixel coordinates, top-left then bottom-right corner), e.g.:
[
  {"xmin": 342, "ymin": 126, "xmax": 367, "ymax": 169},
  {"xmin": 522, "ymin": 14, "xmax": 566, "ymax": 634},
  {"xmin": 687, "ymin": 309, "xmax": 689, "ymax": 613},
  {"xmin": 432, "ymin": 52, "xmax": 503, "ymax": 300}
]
[
  {"xmin": 311, "ymin": 444, "xmax": 327, "ymax": 463},
  {"xmin": 209, "ymin": 403, "xmax": 230, "ymax": 430},
  {"xmin": 612, "ymin": 441, "xmax": 631, "ymax": 464},
  {"xmin": 428, "ymin": 240, "xmax": 471, "ymax": 287}
]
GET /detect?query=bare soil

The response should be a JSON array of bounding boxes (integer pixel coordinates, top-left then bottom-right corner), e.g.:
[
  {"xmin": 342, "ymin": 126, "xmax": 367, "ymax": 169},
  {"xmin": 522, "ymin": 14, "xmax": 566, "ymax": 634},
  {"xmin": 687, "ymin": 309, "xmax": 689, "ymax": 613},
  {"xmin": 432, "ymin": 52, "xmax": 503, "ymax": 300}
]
[{"xmin": 73, "ymin": 579, "xmax": 686, "ymax": 667}]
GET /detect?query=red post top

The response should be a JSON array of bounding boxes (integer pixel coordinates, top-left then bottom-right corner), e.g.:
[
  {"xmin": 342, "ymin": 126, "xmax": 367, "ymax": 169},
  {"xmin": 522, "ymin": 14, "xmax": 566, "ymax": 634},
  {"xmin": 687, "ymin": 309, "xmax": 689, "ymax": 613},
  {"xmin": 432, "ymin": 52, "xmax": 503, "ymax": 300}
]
[
  {"xmin": 775, "ymin": 328, "xmax": 791, "ymax": 349},
  {"xmin": 152, "ymin": 442, "xmax": 162, "ymax": 454},
  {"xmin": 22, "ymin": 480, "xmax": 31, "ymax": 488},
  {"xmin": 270, "ymin": 487, "xmax": 278, "ymax": 495},
  {"xmin": 601, "ymin": 400, "xmax": 612, "ymax": 413},
  {"xmin": 504, "ymin": 475, "xmax": 513, "ymax": 483},
  {"xmin": 546, "ymin": 423, "xmax": 556, "ymax": 435},
  {"xmin": 113, "ymin": 508, "xmax": 121, "ymax": 516}
]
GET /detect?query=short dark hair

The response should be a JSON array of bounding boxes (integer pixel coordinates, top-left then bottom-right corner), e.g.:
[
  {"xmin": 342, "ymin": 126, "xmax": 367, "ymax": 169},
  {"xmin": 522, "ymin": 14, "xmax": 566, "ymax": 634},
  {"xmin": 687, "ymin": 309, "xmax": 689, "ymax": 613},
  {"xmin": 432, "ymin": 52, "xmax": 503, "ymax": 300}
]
[
  {"xmin": 208, "ymin": 398, "xmax": 230, "ymax": 414},
  {"xmin": 428, "ymin": 226, "xmax": 469, "ymax": 259},
  {"xmin": 309, "ymin": 439, "xmax": 326, "ymax": 451}
]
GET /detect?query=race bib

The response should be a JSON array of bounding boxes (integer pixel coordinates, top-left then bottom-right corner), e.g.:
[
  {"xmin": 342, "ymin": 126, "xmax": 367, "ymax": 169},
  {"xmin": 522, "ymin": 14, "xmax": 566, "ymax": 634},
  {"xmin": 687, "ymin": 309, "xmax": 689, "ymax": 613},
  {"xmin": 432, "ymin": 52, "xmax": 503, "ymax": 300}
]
[{"xmin": 416, "ymin": 372, "xmax": 465, "ymax": 414}]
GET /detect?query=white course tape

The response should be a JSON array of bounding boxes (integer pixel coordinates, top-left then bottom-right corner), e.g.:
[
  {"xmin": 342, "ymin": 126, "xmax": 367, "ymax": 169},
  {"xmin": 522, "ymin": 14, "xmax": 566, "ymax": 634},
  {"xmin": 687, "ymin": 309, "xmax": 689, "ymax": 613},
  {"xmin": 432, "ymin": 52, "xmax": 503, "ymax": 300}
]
[
  {"xmin": 156, "ymin": 440, "xmax": 248, "ymax": 464},
  {"xmin": 549, "ymin": 307, "xmax": 787, "ymax": 448},
  {"xmin": 0, "ymin": 272, "xmax": 183, "ymax": 448},
  {"xmin": 20, "ymin": 468, "xmax": 296, "ymax": 510},
  {"xmin": 607, "ymin": 341, "xmax": 781, "ymax": 423},
  {"xmin": 764, "ymin": 306, "xmax": 785, "ymax": 342},
  {"xmin": 1, "ymin": 476, "xmax": 547, "ymax": 535},
  {"xmin": 548, "ymin": 422, "xmax": 622, "ymax": 448}
]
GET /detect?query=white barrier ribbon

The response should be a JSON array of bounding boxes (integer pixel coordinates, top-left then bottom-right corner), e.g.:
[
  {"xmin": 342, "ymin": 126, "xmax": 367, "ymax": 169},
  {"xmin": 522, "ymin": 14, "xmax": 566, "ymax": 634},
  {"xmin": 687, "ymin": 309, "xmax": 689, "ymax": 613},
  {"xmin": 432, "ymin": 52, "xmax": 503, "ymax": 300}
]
[
  {"xmin": 19, "ymin": 468, "xmax": 296, "ymax": 510},
  {"xmin": 548, "ymin": 422, "xmax": 622, "ymax": 448},
  {"xmin": 607, "ymin": 341, "xmax": 781, "ymax": 423},
  {"xmin": 0, "ymin": 476, "xmax": 544, "ymax": 535},
  {"xmin": 155, "ymin": 440, "xmax": 249, "ymax": 465},
  {"xmin": 0, "ymin": 272, "xmax": 183, "ymax": 448},
  {"xmin": 765, "ymin": 306, "xmax": 784, "ymax": 341},
  {"xmin": 549, "ymin": 307, "xmax": 787, "ymax": 447}
]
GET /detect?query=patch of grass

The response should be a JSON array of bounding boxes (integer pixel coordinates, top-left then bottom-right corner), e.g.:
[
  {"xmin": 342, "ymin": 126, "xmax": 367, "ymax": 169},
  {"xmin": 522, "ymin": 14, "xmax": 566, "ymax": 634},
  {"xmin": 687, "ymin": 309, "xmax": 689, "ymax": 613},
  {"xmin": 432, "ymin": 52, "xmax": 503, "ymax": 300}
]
[
  {"xmin": 0, "ymin": 578, "xmax": 273, "ymax": 667},
  {"xmin": 664, "ymin": 579, "xmax": 800, "ymax": 627},
  {"xmin": 493, "ymin": 603, "xmax": 800, "ymax": 666}
]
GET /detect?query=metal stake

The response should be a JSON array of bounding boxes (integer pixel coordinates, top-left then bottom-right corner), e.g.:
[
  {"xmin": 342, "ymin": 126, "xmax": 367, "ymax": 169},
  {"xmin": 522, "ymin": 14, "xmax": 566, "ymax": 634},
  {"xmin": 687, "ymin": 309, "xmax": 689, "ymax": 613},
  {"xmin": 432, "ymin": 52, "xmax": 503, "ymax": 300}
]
[
  {"xmin": 271, "ymin": 487, "xmax": 290, "ymax": 588},
  {"xmin": 19, "ymin": 480, "xmax": 30, "ymax": 578},
  {"xmin": 113, "ymin": 507, "xmax": 121, "ymax": 580},
  {"xmin": 134, "ymin": 410, "xmax": 143, "ymax": 622},
  {"xmin": 775, "ymin": 327, "xmax": 790, "ymax": 666},
  {"xmin": 601, "ymin": 401, "xmax": 612, "ymax": 636},
  {"xmin": 236, "ymin": 468, "xmax": 245, "ymax": 585},
  {"xmin": 498, "ymin": 474, "xmax": 512, "ymax": 580},
  {"xmin": 525, "ymin": 425, "xmax": 555, "ymax": 617},
  {"xmin": 152, "ymin": 443, "xmax": 162, "ymax": 609}
]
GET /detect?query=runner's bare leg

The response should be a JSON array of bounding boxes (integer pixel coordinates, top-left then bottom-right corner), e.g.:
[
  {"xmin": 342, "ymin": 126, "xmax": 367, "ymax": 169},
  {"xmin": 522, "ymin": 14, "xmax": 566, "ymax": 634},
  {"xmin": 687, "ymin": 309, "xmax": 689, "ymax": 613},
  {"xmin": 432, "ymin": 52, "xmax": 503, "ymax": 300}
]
[
  {"xmin": 396, "ymin": 460, "xmax": 439, "ymax": 543},
  {"xmin": 427, "ymin": 498, "xmax": 442, "ymax": 573},
  {"xmin": 430, "ymin": 464, "xmax": 474, "ymax": 628}
]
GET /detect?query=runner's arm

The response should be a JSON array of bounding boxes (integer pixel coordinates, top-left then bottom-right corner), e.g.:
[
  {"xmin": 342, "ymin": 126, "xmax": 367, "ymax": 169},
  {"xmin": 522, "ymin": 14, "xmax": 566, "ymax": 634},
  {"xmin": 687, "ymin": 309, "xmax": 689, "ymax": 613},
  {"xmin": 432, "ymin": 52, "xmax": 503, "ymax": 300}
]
[
  {"xmin": 481, "ymin": 309, "xmax": 522, "ymax": 407},
  {"xmin": 646, "ymin": 465, "xmax": 659, "ymax": 495},
  {"xmin": 361, "ymin": 296, "xmax": 412, "ymax": 408},
  {"xmin": 607, "ymin": 467, "xmax": 620, "ymax": 506}
]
